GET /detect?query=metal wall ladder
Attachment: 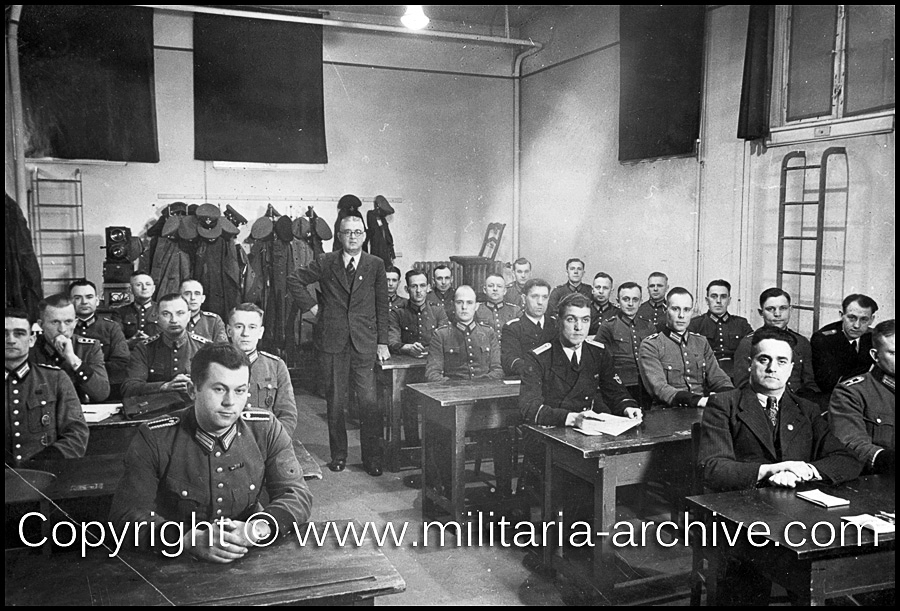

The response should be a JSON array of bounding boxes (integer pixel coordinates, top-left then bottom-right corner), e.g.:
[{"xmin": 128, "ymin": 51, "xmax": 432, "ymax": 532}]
[
  {"xmin": 28, "ymin": 167, "xmax": 86, "ymax": 296},
  {"xmin": 777, "ymin": 147, "xmax": 849, "ymax": 335}
]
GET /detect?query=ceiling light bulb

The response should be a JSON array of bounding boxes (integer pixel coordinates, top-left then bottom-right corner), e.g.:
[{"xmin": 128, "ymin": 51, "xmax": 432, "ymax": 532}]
[{"xmin": 401, "ymin": 5, "xmax": 429, "ymax": 30}]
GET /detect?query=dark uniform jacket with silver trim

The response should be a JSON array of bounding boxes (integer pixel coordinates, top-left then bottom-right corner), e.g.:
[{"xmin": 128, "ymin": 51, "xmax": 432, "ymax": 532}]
[
  {"xmin": 520, "ymin": 338, "xmax": 638, "ymax": 426},
  {"xmin": 501, "ymin": 315, "xmax": 557, "ymax": 377},
  {"xmin": 688, "ymin": 311, "xmax": 753, "ymax": 379},
  {"xmin": 811, "ymin": 321, "xmax": 875, "ymax": 394}
]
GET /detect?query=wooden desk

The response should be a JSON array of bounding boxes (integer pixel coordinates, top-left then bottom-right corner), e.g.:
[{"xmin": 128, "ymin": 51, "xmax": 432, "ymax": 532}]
[
  {"xmin": 376, "ymin": 355, "xmax": 427, "ymax": 472},
  {"xmin": 523, "ymin": 407, "xmax": 702, "ymax": 593},
  {"xmin": 5, "ymin": 519, "xmax": 406, "ymax": 605},
  {"xmin": 687, "ymin": 475, "xmax": 895, "ymax": 605},
  {"xmin": 406, "ymin": 379, "xmax": 521, "ymax": 522}
]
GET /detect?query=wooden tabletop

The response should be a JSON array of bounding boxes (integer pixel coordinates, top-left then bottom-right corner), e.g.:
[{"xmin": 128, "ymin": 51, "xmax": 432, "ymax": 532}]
[
  {"xmin": 524, "ymin": 407, "xmax": 702, "ymax": 458},
  {"xmin": 406, "ymin": 379, "xmax": 521, "ymax": 406},
  {"xmin": 687, "ymin": 475, "xmax": 896, "ymax": 560},
  {"xmin": 6, "ymin": 454, "xmax": 125, "ymax": 504},
  {"xmin": 376, "ymin": 354, "xmax": 429, "ymax": 371},
  {"xmin": 5, "ymin": 520, "xmax": 406, "ymax": 605}
]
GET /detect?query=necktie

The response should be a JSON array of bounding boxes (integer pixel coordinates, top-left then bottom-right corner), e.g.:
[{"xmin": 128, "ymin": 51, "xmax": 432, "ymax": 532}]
[
  {"xmin": 852, "ymin": 339, "xmax": 859, "ymax": 353},
  {"xmin": 537, "ymin": 320, "xmax": 543, "ymax": 331},
  {"xmin": 346, "ymin": 257, "xmax": 355, "ymax": 282},
  {"xmin": 765, "ymin": 396, "xmax": 778, "ymax": 428},
  {"xmin": 570, "ymin": 350, "xmax": 579, "ymax": 370}
]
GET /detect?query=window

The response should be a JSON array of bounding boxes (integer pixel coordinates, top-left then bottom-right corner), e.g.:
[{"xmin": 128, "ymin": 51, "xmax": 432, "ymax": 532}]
[{"xmin": 769, "ymin": 5, "xmax": 894, "ymax": 145}]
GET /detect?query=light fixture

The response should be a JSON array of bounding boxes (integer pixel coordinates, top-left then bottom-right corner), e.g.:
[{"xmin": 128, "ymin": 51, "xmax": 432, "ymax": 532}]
[{"xmin": 401, "ymin": 5, "xmax": 429, "ymax": 30}]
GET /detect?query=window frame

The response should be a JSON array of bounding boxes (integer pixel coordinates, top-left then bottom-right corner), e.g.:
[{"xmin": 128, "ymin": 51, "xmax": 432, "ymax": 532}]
[{"xmin": 768, "ymin": 5, "xmax": 894, "ymax": 147}]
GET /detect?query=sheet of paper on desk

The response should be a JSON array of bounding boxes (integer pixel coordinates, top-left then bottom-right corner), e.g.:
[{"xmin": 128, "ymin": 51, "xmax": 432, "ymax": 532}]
[
  {"xmin": 842, "ymin": 514, "xmax": 895, "ymax": 534},
  {"xmin": 82, "ymin": 403, "xmax": 121, "ymax": 423},
  {"xmin": 575, "ymin": 413, "xmax": 642, "ymax": 436},
  {"xmin": 795, "ymin": 489, "xmax": 850, "ymax": 508}
]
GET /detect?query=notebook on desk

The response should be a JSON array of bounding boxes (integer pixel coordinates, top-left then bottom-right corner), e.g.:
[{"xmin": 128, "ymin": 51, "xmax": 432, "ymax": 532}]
[{"xmin": 575, "ymin": 412, "xmax": 642, "ymax": 436}]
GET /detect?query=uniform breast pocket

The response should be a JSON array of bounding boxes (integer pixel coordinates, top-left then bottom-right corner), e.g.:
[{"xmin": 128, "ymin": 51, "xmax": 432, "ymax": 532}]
[
  {"xmin": 165, "ymin": 477, "xmax": 208, "ymax": 517},
  {"xmin": 255, "ymin": 381, "xmax": 276, "ymax": 410},
  {"xmin": 865, "ymin": 415, "xmax": 895, "ymax": 447},
  {"xmin": 664, "ymin": 366, "xmax": 684, "ymax": 384},
  {"xmin": 26, "ymin": 397, "xmax": 55, "ymax": 433}
]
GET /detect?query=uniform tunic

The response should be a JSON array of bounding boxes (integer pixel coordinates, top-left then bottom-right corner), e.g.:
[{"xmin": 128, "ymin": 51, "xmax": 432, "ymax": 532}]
[
  {"xmin": 547, "ymin": 282, "xmax": 592, "ymax": 316},
  {"xmin": 32, "ymin": 334, "xmax": 110, "ymax": 403},
  {"xmin": 589, "ymin": 302, "xmax": 620, "ymax": 336},
  {"xmin": 687, "ymin": 311, "xmax": 753, "ymax": 379},
  {"xmin": 519, "ymin": 338, "xmax": 638, "ymax": 426},
  {"xmin": 426, "ymin": 321, "xmax": 502, "ymax": 382},
  {"xmin": 505, "ymin": 282, "xmax": 527, "ymax": 310},
  {"xmin": 112, "ymin": 300, "xmax": 159, "ymax": 348},
  {"xmin": 388, "ymin": 294, "xmax": 408, "ymax": 311},
  {"xmin": 500, "ymin": 315, "xmax": 557, "ymax": 377},
  {"xmin": 247, "ymin": 350, "xmax": 298, "ymax": 436},
  {"xmin": 828, "ymin": 368, "xmax": 894, "ymax": 472},
  {"xmin": 474, "ymin": 301, "xmax": 520, "ymax": 342},
  {"xmin": 595, "ymin": 312, "xmax": 656, "ymax": 387},
  {"xmin": 388, "ymin": 300, "xmax": 448, "ymax": 354},
  {"xmin": 121, "ymin": 333, "xmax": 211, "ymax": 397},
  {"xmin": 187, "ymin": 311, "xmax": 228, "ymax": 343},
  {"xmin": 109, "ymin": 407, "xmax": 312, "ymax": 550},
  {"xmin": 76, "ymin": 314, "xmax": 130, "ymax": 385},
  {"xmin": 5, "ymin": 361, "xmax": 88, "ymax": 465},
  {"xmin": 639, "ymin": 328, "xmax": 734, "ymax": 406},
  {"xmin": 811, "ymin": 321, "xmax": 875, "ymax": 394},
  {"xmin": 733, "ymin": 328, "xmax": 819, "ymax": 397},
  {"xmin": 636, "ymin": 299, "xmax": 667, "ymax": 331},
  {"xmin": 425, "ymin": 288, "xmax": 456, "ymax": 321}
]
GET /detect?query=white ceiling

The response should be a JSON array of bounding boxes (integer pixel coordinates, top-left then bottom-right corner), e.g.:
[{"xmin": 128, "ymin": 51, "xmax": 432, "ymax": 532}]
[{"xmin": 242, "ymin": 5, "xmax": 552, "ymax": 29}]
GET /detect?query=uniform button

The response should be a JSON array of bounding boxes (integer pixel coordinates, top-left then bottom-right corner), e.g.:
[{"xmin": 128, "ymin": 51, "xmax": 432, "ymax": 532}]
[
  {"xmin": 15, "ymin": 444, "xmax": 21, "ymax": 449},
  {"xmin": 216, "ymin": 497, "xmax": 223, "ymax": 503},
  {"xmin": 181, "ymin": 490, "xmax": 188, "ymax": 497},
  {"xmin": 13, "ymin": 390, "xmax": 18, "ymax": 394},
  {"xmin": 14, "ymin": 432, "xmax": 20, "ymax": 437},
  {"xmin": 215, "ymin": 451, "xmax": 222, "ymax": 457},
  {"xmin": 13, "ymin": 421, "xmax": 19, "ymax": 427},
  {"xmin": 216, "ymin": 509, "xmax": 223, "ymax": 515},
  {"xmin": 16, "ymin": 455, "xmax": 22, "ymax": 461},
  {"xmin": 216, "ymin": 467, "xmax": 223, "ymax": 473},
  {"xmin": 42, "ymin": 400, "xmax": 47, "ymax": 405},
  {"xmin": 13, "ymin": 410, "xmax": 18, "ymax": 415},
  {"xmin": 249, "ymin": 484, "xmax": 256, "ymax": 491},
  {"xmin": 876, "ymin": 418, "xmax": 882, "ymax": 423},
  {"xmin": 218, "ymin": 482, "xmax": 224, "ymax": 488}
]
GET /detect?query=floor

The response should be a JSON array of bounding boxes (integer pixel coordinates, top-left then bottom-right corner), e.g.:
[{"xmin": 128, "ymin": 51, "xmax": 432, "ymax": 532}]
[{"xmin": 294, "ymin": 388, "xmax": 696, "ymax": 606}]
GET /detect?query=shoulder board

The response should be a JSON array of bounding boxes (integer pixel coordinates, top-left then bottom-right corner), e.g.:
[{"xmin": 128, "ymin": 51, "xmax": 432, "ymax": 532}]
[
  {"xmin": 504, "ymin": 318, "xmax": 520, "ymax": 326},
  {"xmin": 645, "ymin": 332, "xmax": 660, "ymax": 340},
  {"xmin": 688, "ymin": 331, "xmax": 704, "ymax": 337},
  {"xmin": 585, "ymin": 338, "xmax": 605, "ymax": 349},
  {"xmin": 435, "ymin": 323, "xmax": 451, "ymax": 330},
  {"xmin": 36, "ymin": 362, "xmax": 62, "ymax": 370},
  {"xmin": 147, "ymin": 415, "xmax": 180, "ymax": 430},
  {"xmin": 200, "ymin": 311, "xmax": 219, "ymax": 318},
  {"xmin": 142, "ymin": 334, "xmax": 161, "ymax": 344},
  {"xmin": 821, "ymin": 329, "xmax": 838, "ymax": 336},
  {"xmin": 190, "ymin": 333, "xmax": 212, "ymax": 343},
  {"xmin": 503, "ymin": 302, "xmax": 519, "ymax": 308},
  {"xmin": 841, "ymin": 376, "xmax": 865, "ymax": 387},
  {"xmin": 532, "ymin": 343, "xmax": 552, "ymax": 355},
  {"xmin": 475, "ymin": 321, "xmax": 492, "ymax": 328},
  {"xmin": 548, "ymin": 315, "xmax": 558, "ymax": 322},
  {"xmin": 742, "ymin": 331, "xmax": 754, "ymax": 339},
  {"xmin": 258, "ymin": 350, "xmax": 280, "ymax": 360},
  {"xmin": 241, "ymin": 409, "xmax": 272, "ymax": 422},
  {"xmin": 100, "ymin": 316, "xmax": 115, "ymax": 323},
  {"xmin": 76, "ymin": 336, "xmax": 98, "ymax": 344}
]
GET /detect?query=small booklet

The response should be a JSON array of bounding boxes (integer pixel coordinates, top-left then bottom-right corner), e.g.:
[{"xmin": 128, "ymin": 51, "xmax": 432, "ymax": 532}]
[
  {"xmin": 796, "ymin": 489, "xmax": 850, "ymax": 508},
  {"xmin": 575, "ymin": 412, "xmax": 642, "ymax": 436},
  {"xmin": 502, "ymin": 379, "xmax": 521, "ymax": 385},
  {"xmin": 841, "ymin": 514, "xmax": 895, "ymax": 535}
]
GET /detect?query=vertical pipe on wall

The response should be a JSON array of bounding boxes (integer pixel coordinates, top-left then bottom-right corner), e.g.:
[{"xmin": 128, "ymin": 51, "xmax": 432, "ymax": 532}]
[
  {"xmin": 6, "ymin": 5, "xmax": 28, "ymax": 210},
  {"xmin": 694, "ymin": 7, "xmax": 712, "ymax": 303},
  {"xmin": 512, "ymin": 43, "xmax": 542, "ymax": 260}
]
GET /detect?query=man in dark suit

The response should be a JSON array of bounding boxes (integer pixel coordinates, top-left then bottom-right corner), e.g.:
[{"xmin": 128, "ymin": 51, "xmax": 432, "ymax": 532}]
[
  {"xmin": 811, "ymin": 293, "xmax": 878, "ymax": 395},
  {"xmin": 698, "ymin": 325, "xmax": 861, "ymax": 604},
  {"xmin": 501, "ymin": 278, "xmax": 557, "ymax": 377},
  {"xmin": 287, "ymin": 214, "xmax": 390, "ymax": 476}
]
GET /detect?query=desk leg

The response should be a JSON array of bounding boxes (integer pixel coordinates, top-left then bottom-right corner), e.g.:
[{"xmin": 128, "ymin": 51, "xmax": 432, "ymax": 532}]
[
  {"xmin": 450, "ymin": 403, "xmax": 473, "ymax": 524},
  {"xmin": 542, "ymin": 443, "xmax": 554, "ymax": 570},
  {"xmin": 421, "ymin": 401, "xmax": 437, "ymax": 521},
  {"xmin": 384, "ymin": 370, "xmax": 404, "ymax": 473},
  {"xmin": 706, "ymin": 545, "xmax": 721, "ymax": 606},
  {"xmin": 592, "ymin": 461, "xmax": 617, "ymax": 586}
]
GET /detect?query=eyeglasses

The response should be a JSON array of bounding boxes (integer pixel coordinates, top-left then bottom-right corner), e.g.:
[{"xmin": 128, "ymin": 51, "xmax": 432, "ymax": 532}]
[{"xmin": 340, "ymin": 230, "xmax": 365, "ymax": 238}]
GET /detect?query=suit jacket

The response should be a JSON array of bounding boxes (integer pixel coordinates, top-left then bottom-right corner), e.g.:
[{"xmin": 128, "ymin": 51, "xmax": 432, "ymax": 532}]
[
  {"xmin": 287, "ymin": 250, "xmax": 389, "ymax": 354},
  {"xmin": 699, "ymin": 387, "xmax": 862, "ymax": 492}
]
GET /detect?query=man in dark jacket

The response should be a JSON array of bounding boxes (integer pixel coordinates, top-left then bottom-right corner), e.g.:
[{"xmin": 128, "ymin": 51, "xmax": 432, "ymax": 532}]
[
  {"xmin": 811, "ymin": 293, "xmax": 878, "ymax": 395},
  {"xmin": 699, "ymin": 326, "xmax": 862, "ymax": 605},
  {"xmin": 287, "ymin": 215, "xmax": 390, "ymax": 476}
]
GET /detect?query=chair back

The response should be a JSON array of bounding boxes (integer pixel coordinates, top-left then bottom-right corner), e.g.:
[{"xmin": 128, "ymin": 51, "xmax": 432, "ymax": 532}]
[{"xmin": 478, "ymin": 223, "xmax": 506, "ymax": 260}]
